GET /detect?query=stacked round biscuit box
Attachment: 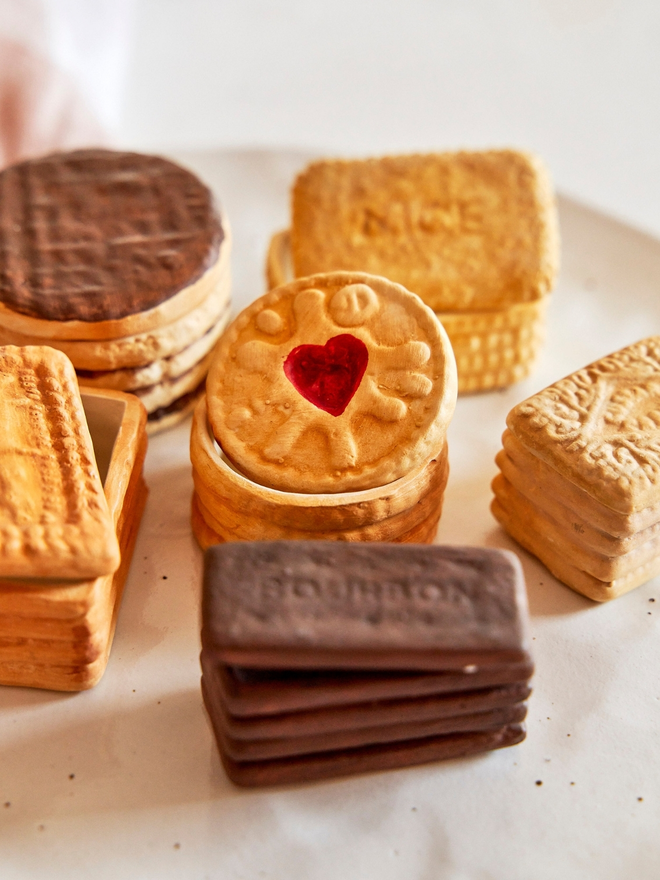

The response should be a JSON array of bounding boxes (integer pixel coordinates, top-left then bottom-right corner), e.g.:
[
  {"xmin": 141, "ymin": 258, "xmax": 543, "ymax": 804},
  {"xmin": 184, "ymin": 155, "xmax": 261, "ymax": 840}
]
[
  {"xmin": 0, "ymin": 149, "xmax": 231, "ymax": 432},
  {"xmin": 0, "ymin": 346, "xmax": 148, "ymax": 690},
  {"xmin": 4, "ymin": 144, "xmax": 660, "ymax": 788},
  {"xmin": 190, "ymin": 272, "xmax": 457, "ymax": 547}
]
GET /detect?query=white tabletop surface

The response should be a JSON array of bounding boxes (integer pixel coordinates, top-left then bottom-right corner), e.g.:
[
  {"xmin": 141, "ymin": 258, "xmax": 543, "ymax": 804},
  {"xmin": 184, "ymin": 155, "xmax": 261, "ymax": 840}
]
[{"xmin": 1, "ymin": 149, "xmax": 660, "ymax": 879}]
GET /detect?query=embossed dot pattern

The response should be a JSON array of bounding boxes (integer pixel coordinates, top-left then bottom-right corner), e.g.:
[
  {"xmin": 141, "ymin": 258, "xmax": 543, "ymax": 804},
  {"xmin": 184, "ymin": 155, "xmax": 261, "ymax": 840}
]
[{"xmin": 207, "ymin": 272, "xmax": 457, "ymax": 493}]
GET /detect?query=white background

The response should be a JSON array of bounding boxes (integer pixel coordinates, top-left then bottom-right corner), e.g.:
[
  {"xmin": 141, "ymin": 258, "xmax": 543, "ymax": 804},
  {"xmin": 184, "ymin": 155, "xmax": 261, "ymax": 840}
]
[
  {"xmin": 2, "ymin": 3, "xmax": 660, "ymax": 877},
  {"xmin": 112, "ymin": 0, "xmax": 660, "ymax": 237}
]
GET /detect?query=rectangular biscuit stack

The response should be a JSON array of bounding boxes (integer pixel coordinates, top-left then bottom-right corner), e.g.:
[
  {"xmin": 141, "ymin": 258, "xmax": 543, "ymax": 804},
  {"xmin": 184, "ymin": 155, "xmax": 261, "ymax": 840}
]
[
  {"xmin": 201, "ymin": 541, "xmax": 533, "ymax": 786},
  {"xmin": 267, "ymin": 150, "xmax": 559, "ymax": 392},
  {"xmin": 492, "ymin": 337, "xmax": 660, "ymax": 601},
  {"xmin": 0, "ymin": 346, "xmax": 147, "ymax": 690}
]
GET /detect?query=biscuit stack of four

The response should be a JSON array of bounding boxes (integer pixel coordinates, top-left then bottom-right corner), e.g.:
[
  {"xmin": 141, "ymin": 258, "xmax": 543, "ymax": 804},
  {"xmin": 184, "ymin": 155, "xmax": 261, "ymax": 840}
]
[
  {"xmin": 190, "ymin": 272, "xmax": 457, "ymax": 546},
  {"xmin": 0, "ymin": 346, "xmax": 147, "ymax": 690},
  {"xmin": 0, "ymin": 149, "xmax": 231, "ymax": 432},
  {"xmin": 201, "ymin": 542, "xmax": 533, "ymax": 786},
  {"xmin": 492, "ymin": 338, "xmax": 660, "ymax": 601}
]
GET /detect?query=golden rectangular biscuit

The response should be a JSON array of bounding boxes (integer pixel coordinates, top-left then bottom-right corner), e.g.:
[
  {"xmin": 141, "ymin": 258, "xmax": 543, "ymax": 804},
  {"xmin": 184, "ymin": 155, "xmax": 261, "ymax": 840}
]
[
  {"xmin": 291, "ymin": 151, "xmax": 558, "ymax": 312},
  {"xmin": 506, "ymin": 337, "xmax": 660, "ymax": 514},
  {"xmin": 0, "ymin": 346, "xmax": 119, "ymax": 579},
  {"xmin": 0, "ymin": 390, "xmax": 146, "ymax": 615},
  {"xmin": 0, "ymin": 477, "xmax": 147, "ymax": 689},
  {"xmin": 266, "ymin": 228, "xmax": 550, "ymax": 394},
  {"xmin": 0, "ymin": 388, "xmax": 148, "ymax": 690}
]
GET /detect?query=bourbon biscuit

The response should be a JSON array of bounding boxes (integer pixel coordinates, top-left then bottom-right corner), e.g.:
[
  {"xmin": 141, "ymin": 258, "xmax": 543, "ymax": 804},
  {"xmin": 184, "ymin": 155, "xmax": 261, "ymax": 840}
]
[
  {"xmin": 202, "ymin": 542, "xmax": 531, "ymax": 670},
  {"xmin": 207, "ymin": 272, "xmax": 457, "ymax": 493},
  {"xmin": 204, "ymin": 660, "xmax": 530, "ymax": 740},
  {"xmin": 215, "ymin": 721, "xmax": 526, "ymax": 787},
  {"xmin": 204, "ymin": 669, "xmax": 527, "ymax": 762},
  {"xmin": 212, "ymin": 659, "xmax": 535, "ymax": 717}
]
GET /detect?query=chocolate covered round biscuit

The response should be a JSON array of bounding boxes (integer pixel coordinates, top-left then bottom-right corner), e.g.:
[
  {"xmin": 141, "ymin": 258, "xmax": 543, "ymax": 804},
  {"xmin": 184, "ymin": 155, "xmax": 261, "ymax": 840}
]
[
  {"xmin": 0, "ymin": 149, "xmax": 224, "ymax": 325},
  {"xmin": 207, "ymin": 272, "xmax": 457, "ymax": 493}
]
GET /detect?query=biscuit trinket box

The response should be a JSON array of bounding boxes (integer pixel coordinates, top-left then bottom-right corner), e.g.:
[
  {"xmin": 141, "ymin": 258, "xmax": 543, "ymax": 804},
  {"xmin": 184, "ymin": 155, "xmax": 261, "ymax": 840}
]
[
  {"xmin": 0, "ymin": 149, "xmax": 231, "ymax": 432},
  {"xmin": 190, "ymin": 272, "xmax": 457, "ymax": 545},
  {"xmin": 0, "ymin": 345, "xmax": 147, "ymax": 690},
  {"xmin": 267, "ymin": 150, "xmax": 559, "ymax": 393},
  {"xmin": 492, "ymin": 337, "xmax": 660, "ymax": 601},
  {"xmin": 201, "ymin": 541, "xmax": 533, "ymax": 786}
]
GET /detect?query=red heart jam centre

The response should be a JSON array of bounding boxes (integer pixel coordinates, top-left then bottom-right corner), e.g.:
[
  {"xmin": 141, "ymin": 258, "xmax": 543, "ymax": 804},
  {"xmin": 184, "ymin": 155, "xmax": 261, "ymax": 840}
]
[{"xmin": 283, "ymin": 334, "xmax": 368, "ymax": 417}]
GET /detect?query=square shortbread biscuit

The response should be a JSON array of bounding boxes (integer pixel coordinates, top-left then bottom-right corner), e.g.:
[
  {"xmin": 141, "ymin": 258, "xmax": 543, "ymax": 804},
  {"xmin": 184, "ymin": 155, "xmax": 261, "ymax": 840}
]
[
  {"xmin": 0, "ymin": 346, "xmax": 120, "ymax": 579},
  {"xmin": 291, "ymin": 150, "xmax": 558, "ymax": 312}
]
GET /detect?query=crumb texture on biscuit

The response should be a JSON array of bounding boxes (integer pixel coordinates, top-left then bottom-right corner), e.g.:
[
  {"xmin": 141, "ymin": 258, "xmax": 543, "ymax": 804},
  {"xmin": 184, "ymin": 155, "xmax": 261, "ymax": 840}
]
[
  {"xmin": 0, "ymin": 149, "xmax": 224, "ymax": 322},
  {"xmin": 206, "ymin": 273, "xmax": 457, "ymax": 493},
  {"xmin": 291, "ymin": 150, "xmax": 558, "ymax": 312},
  {"xmin": 0, "ymin": 345, "xmax": 119, "ymax": 578},
  {"xmin": 507, "ymin": 337, "xmax": 660, "ymax": 514}
]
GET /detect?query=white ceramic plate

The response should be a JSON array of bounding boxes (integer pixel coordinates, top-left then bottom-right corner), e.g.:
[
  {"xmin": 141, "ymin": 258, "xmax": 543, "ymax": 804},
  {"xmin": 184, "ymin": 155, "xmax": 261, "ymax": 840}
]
[{"xmin": 1, "ymin": 150, "xmax": 659, "ymax": 879}]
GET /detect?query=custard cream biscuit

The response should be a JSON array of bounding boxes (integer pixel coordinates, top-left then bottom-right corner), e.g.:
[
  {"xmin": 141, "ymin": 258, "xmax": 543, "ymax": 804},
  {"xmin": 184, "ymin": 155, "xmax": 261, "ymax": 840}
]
[
  {"xmin": 491, "ymin": 495, "xmax": 660, "ymax": 602},
  {"xmin": 501, "ymin": 429, "xmax": 660, "ymax": 538},
  {"xmin": 492, "ymin": 474, "xmax": 660, "ymax": 581},
  {"xmin": 496, "ymin": 446, "xmax": 660, "ymax": 555},
  {"xmin": 507, "ymin": 337, "xmax": 660, "ymax": 514}
]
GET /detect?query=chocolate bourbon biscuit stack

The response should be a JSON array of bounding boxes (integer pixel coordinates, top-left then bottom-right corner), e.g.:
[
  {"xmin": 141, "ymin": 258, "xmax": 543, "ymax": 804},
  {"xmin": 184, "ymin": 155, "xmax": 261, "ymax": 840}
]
[
  {"xmin": 492, "ymin": 337, "xmax": 660, "ymax": 601},
  {"xmin": 201, "ymin": 541, "xmax": 533, "ymax": 786},
  {"xmin": 190, "ymin": 271, "xmax": 457, "ymax": 546},
  {"xmin": 0, "ymin": 346, "xmax": 147, "ymax": 690},
  {"xmin": 266, "ymin": 150, "xmax": 559, "ymax": 393},
  {"xmin": 0, "ymin": 149, "xmax": 231, "ymax": 432}
]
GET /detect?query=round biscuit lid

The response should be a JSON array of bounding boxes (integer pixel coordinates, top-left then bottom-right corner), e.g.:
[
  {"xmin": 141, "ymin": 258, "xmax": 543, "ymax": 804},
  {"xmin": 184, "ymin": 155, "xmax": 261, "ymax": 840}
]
[
  {"xmin": 0, "ymin": 149, "xmax": 223, "ymax": 322},
  {"xmin": 206, "ymin": 272, "xmax": 457, "ymax": 493}
]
